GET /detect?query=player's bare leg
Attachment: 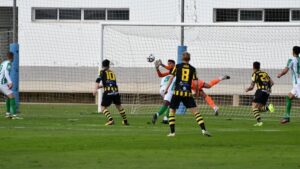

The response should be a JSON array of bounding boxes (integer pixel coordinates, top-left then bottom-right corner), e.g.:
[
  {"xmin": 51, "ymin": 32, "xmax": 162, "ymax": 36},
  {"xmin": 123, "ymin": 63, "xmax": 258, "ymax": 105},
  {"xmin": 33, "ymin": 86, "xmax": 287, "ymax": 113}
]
[
  {"xmin": 190, "ymin": 107, "xmax": 211, "ymax": 137},
  {"xmin": 116, "ymin": 104, "xmax": 129, "ymax": 125},
  {"xmin": 167, "ymin": 108, "xmax": 176, "ymax": 137},
  {"xmin": 101, "ymin": 106, "xmax": 114, "ymax": 125}
]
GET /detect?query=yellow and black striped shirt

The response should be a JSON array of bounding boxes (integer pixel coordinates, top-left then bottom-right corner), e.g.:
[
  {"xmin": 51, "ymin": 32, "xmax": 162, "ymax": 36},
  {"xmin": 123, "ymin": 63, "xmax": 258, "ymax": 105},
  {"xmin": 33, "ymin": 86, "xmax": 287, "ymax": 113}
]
[
  {"xmin": 251, "ymin": 70, "xmax": 271, "ymax": 91},
  {"xmin": 171, "ymin": 63, "xmax": 197, "ymax": 97},
  {"xmin": 96, "ymin": 69, "xmax": 119, "ymax": 93}
]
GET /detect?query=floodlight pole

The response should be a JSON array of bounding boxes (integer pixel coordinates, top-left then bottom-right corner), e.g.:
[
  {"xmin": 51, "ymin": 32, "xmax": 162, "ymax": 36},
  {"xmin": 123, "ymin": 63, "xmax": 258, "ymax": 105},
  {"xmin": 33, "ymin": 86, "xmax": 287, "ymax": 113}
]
[
  {"xmin": 13, "ymin": 0, "xmax": 17, "ymax": 43},
  {"xmin": 180, "ymin": 0, "xmax": 184, "ymax": 45},
  {"xmin": 10, "ymin": 0, "xmax": 20, "ymax": 111}
]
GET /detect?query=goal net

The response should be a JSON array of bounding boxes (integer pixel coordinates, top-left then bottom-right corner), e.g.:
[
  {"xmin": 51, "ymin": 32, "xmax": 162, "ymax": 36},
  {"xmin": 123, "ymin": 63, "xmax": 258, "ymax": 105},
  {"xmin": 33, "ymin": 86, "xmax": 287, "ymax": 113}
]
[{"xmin": 101, "ymin": 23, "xmax": 300, "ymax": 118}]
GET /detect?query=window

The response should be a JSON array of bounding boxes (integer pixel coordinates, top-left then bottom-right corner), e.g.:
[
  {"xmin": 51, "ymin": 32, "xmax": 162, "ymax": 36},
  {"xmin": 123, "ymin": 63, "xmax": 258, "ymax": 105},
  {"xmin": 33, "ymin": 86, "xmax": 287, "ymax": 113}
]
[
  {"xmin": 292, "ymin": 10, "xmax": 300, "ymax": 21},
  {"xmin": 215, "ymin": 9, "xmax": 238, "ymax": 22},
  {"xmin": 32, "ymin": 8, "xmax": 130, "ymax": 22},
  {"xmin": 84, "ymin": 9, "xmax": 105, "ymax": 20},
  {"xmin": 240, "ymin": 10, "xmax": 263, "ymax": 21},
  {"xmin": 35, "ymin": 9, "xmax": 57, "ymax": 20},
  {"xmin": 59, "ymin": 9, "xmax": 81, "ymax": 20},
  {"xmin": 265, "ymin": 9, "xmax": 290, "ymax": 22},
  {"xmin": 107, "ymin": 9, "xmax": 129, "ymax": 20}
]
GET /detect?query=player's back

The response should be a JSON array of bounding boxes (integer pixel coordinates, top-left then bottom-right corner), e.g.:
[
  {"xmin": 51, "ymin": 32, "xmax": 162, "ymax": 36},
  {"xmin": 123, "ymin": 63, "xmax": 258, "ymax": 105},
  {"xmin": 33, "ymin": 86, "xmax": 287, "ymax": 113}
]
[
  {"xmin": 100, "ymin": 69, "xmax": 118, "ymax": 93},
  {"xmin": 287, "ymin": 57, "xmax": 300, "ymax": 85},
  {"xmin": 172, "ymin": 63, "xmax": 197, "ymax": 96},
  {"xmin": 252, "ymin": 70, "xmax": 271, "ymax": 91}
]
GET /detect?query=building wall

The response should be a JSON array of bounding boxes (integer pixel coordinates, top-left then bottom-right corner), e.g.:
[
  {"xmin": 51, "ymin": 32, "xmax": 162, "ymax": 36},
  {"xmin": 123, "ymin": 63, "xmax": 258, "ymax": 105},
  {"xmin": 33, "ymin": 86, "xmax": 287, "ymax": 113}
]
[
  {"xmin": 0, "ymin": 0, "xmax": 296, "ymax": 67},
  {"xmin": 187, "ymin": 0, "xmax": 300, "ymax": 23},
  {"xmin": 17, "ymin": 0, "xmax": 179, "ymax": 67}
]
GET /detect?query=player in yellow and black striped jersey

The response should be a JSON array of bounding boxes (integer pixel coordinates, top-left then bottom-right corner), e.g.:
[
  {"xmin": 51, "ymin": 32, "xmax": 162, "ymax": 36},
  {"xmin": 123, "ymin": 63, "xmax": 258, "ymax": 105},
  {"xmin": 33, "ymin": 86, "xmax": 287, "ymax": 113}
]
[
  {"xmin": 164, "ymin": 52, "xmax": 211, "ymax": 137},
  {"xmin": 246, "ymin": 61, "xmax": 274, "ymax": 126},
  {"xmin": 93, "ymin": 59, "xmax": 129, "ymax": 126}
]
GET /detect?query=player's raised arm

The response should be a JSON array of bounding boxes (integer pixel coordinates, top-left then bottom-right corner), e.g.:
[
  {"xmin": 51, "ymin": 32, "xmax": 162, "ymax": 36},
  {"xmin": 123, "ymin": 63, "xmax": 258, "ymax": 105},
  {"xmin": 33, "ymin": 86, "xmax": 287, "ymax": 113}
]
[{"xmin": 155, "ymin": 59, "xmax": 175, "ymax": 78}]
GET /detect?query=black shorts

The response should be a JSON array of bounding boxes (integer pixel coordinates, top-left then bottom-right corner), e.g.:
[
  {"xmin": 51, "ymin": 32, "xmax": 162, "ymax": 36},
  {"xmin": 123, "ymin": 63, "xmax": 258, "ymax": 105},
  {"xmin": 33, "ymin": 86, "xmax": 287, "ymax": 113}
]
[
  {"xmin": 170, "ymin": 95, "xmax": 197, "ymax": 109},
  {"xmin": 101, "ymin": 92, "xmax": 121, "ymax": 107},
  {"xmin": 253, "ymin": 90, "xmax": 269, "ymax": 105}
]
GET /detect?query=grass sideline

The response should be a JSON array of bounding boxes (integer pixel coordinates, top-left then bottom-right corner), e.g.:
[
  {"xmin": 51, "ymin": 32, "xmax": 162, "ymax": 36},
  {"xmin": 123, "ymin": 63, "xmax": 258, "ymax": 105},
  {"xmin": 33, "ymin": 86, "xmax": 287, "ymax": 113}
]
[{"xmin": 0, "ymin": 104, "xmax": 299, "ymax": 169}]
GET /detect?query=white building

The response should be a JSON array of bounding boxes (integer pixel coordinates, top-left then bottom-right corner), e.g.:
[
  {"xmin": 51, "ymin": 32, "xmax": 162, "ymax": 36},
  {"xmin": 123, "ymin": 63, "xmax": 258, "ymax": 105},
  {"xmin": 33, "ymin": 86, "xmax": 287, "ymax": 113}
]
[{"xmin": 0, "ymin": 0, "xmax": 300, "ymax": 95}]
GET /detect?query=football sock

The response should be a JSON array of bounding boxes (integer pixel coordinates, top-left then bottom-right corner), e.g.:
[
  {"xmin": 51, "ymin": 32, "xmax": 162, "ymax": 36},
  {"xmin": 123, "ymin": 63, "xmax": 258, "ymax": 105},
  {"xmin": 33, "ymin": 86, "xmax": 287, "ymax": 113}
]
[
  {"xmin": 208, "ymin": 78, "xmax": 221, "ymax": 87},
  {"xmin": 6, "ymin": 99, "xmax": 10, "ymax": 113},
  {"xmin": 194, "ymin": 112, "xmax": 206, "ymax": 130},
  {"xmin": 165, "ymin": 108, "xmax": 169, "ymax": 118},
  {"xmin": 284, "ymin": 96, "xmax": 292, "ymax": 118},
  {"xmin": 157, "ymin": 105, "xmax": 168, "ymax": 116},
  {"xmin": 10, "ymin": 98, "xmax": 17, "ymax": 115},
  {"xmin": 119, "ymin": 109, "xmax": 127, "ymax": 121},
  {"xmin": 168, "ymin": 112, "xmax": 175, "ymax": 133},
  {"xmin": 205, "ymin": 95, "xmax": 216, "ymax": 110},
  {"xmin": 253, "ymin": 108, "xmax": 261, "ymax": 122},
  {"xmin": 103, "ymin": 109, "xmax": 113, "ymax": 121}
]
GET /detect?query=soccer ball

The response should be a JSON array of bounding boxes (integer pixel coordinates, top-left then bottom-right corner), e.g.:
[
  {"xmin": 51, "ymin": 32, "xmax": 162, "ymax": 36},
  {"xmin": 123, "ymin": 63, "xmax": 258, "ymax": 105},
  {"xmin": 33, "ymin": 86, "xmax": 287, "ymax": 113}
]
[{"xmin": 147, "ymin": 54, "xmax": 155, "ymax": 63}]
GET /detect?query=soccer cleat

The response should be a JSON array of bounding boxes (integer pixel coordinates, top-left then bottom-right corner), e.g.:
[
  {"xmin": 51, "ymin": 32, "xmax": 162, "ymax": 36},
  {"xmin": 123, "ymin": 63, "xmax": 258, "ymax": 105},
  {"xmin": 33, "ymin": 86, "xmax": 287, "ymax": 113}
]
[
  {"xmin": 268, "ymin": 104, "xmax": 275, "ymax": 113},
  {"xmin": 151, "ymin": 113, "xmax": 158, "ymax": 125},
  {"xmin": 280, "ymin": 118, "xmax": 290, "ymax": 124},
  {"xmin": 5, "ymin": 112, "xmax": 11, "ymax": 118},
  {"xmin": 161, "ymin": 120, "xmax": 169, "ymax": 124},
  {"xmin": 222, "ymin": 75, "xmax": 231, "ymax": 80},
  {"xmin": 122, "ymin": 120, "xmax": 130, "ymax": 126},
  {"xmin": 202, "ymin": 130, "xmax": 212, "ymax": 137},
  {"xmin": 214, "ymin": 107, "xmax": 219, "ymax": 116},
  {"xmin": 105, "ymin": 120, "xmax": 115, "ymax": 126},
  {"xmin": 167, "ymin": 133, "xmax": 175, "ymax": 137},
  {"xmin": 11, "ymin": 115, "xmax": 23, "ymax": 120},
  {"xmin": 253, "ymin": 122, "xmax": 263, "ymax": 127}
]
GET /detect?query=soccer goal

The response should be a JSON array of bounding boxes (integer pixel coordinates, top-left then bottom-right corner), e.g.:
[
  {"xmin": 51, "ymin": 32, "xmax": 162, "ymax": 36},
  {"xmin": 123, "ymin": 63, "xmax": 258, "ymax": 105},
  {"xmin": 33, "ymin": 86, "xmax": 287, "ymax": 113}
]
[{"xmin": 100, "ymin": 22, "xmax": 300, "ymax": 118}]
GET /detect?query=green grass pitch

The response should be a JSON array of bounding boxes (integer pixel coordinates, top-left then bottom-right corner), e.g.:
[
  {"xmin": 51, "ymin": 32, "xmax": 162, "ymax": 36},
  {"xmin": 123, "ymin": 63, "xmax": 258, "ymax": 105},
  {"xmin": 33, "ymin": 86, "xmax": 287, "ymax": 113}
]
[{"xmin": 0, "ymin": 104, "xmax": 299, "ymax": 169}]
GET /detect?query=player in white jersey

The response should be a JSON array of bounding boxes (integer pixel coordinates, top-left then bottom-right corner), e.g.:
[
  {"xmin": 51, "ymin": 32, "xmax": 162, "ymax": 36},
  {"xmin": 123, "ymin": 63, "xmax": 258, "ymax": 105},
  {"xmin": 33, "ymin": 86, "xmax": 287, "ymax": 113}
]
[
  {"xmin": 152, "ymin": 59, "xmax": 176, "ymax": 124},
  {"xmin": 277, "ymin": 46, "xmax": 300, "ymax": 124},
  {"xmin": 0, "ymin": 52, "xmax": 18, "ymax": 119}
]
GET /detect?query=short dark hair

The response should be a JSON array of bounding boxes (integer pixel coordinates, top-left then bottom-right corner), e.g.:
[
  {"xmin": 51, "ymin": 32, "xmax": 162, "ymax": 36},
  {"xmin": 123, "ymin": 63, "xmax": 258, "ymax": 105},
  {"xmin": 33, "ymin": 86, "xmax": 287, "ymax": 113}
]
[
  {"xmin": 6, "ymin": 52, "xmax": 13, "ymax": 61},
  {"xmin": 253, "ymin": 61, "xmax": 260, "ymax": 70},
  {"xmin": 102, "ymin": 59, "xmax": 110, "ymax": 68},
  {"xmin": 182, "ymin": 52, "xmax": 190, "ymax": 62},
  {"xmin": 168, "ymin": 59, "xmax": 175, "ymax": 64},
  {"xmin": 293, "ymin": 46, "xmax": 300, "ymax": 56}
]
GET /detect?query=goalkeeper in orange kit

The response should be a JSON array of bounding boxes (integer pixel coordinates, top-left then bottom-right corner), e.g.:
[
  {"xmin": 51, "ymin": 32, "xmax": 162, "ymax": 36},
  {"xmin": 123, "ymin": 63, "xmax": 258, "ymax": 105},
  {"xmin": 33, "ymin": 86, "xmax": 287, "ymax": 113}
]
[{"xmin": 191, "ymin": 75, "xmax": 230, "ymax": 116}]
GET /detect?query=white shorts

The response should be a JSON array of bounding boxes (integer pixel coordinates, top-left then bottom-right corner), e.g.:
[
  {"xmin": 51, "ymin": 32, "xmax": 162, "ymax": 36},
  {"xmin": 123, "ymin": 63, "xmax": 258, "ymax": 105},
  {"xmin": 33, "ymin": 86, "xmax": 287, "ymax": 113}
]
[
  {"xmin": 0, "ymin": 85, "xmax": 13, "ymax": 96},
  {"xmin": 291, "ymin": 83, "xmax": 300, "ymax": 98},
  {"xmin": 159, "ymin": 86, "xmax": 174, "ymax": 102}
]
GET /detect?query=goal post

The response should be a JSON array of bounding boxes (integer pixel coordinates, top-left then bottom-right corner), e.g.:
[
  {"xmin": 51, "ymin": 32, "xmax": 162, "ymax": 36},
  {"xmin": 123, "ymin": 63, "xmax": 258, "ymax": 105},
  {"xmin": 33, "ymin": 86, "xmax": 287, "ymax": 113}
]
[{"xmin": 100, "ymin": 22, "xmax": 300, "ymax": 118}]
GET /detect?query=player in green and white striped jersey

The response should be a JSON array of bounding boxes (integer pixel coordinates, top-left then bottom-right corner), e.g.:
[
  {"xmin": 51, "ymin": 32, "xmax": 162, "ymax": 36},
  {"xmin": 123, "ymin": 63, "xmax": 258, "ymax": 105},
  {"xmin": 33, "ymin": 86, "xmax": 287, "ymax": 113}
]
[
  {"xmin": 0, "ymin": 52, "xmax": 18, "ymax": 119},
  {"xmin": 277, "ymin": 46, "xmax": 300, "ymax": 124}
]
